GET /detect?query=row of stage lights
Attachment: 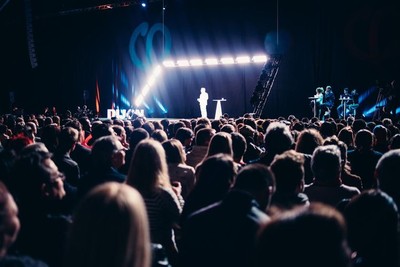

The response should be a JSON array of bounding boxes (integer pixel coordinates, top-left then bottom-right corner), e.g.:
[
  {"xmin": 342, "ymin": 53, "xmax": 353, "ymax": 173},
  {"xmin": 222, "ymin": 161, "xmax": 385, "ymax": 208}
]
[
  {"xmin": 134, "ymin": 54, "xmax": 269, "ymax": 106},
  {"xmin": 162, "ymin": 55, "xmax": 268, "ymax": 68}
]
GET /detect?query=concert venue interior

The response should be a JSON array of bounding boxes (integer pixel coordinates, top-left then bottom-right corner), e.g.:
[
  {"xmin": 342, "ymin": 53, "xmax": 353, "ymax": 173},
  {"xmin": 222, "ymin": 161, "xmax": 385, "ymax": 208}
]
[{"xmin": 0, "ymin": 0, "xmax": 399, "ymax": 120}]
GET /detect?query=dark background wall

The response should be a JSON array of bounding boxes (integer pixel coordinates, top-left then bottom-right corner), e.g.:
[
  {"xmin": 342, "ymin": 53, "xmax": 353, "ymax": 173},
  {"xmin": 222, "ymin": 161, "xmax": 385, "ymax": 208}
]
[{"xmin": 0, "ymin": 0, "xmax": 399, "ymax": 118}]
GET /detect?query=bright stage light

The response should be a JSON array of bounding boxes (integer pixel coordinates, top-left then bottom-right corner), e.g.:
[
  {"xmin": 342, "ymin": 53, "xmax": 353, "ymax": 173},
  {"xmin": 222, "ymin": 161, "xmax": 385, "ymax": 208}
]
[
  {"xmin": 189, "ymin": 59, "xmax": 203, "ymax": 66},
  {"xmin": 135, "ymin": 53, "xmax": 270, "ymax": 108},
  {"xmin": 205, "ymin": 58, "xmax": 219, "ymax": 65},
  {"xmin": 252, "ymin": 55, "xmax": 268, "ymax": 63},
  {"xmin": 152, "ymin": 65, "xmax": 162, "ymax": 76},
  {"xmin": 147, "ymin": 76, "xmax": 156, "ymax": 87},
  {"xmin": 177, "ymin": 60, "xmax": 190, "ymax": 67},
  {"xmin": 236, "ymin": 56, "xmax": 251, "ymax": 64},
  {"xmin": 220, "ymin": 57, "xmax": 235, "ymax": 64},
  {"xmin": 142, "ymin": 85, "xmax": 150, "ymax": 96},
  {"xmin": 135, "ymin": 95, "xmax": 144, "ymax": 107},
  {"xmin": 163, "ymin": 60, "xmax": 175, "ymax": 67}
]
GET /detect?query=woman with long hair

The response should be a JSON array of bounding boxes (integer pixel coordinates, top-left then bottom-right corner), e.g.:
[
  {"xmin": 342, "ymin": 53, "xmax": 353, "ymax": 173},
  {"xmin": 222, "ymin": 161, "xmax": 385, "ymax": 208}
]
[
  {"xmin": 64, "ymin": 182, "xmax": 151, "ymax": 267},
  {"xmin": 162, "ymin": 139, "xmax": 195, "ymax": 200},
  {"xmin": 126, "ymin": 139, "xmax": 183, "ymax": 265}
]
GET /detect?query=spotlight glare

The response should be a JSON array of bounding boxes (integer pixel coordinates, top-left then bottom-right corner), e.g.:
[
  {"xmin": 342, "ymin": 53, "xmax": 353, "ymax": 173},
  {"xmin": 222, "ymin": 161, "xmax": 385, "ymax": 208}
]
[
  {"xmin": 189, "ymin": 59, "xmax": 203, "ymax": 66},
  {"xmin": 177, "ymin": 59, "xmax": 190, "ymax": 67},
  {"xmin": 236, "ymin": 56, "xmax": 251, "ymax": 64},
  {"xmin": 142, "ymin": 85, "xmax": 150, "ymax": 96},
  {"xmin": 205, "ymin": 58, "xmax": 219, "ymax": 65},
  {"xmin": 252, "ymin": 55, "xmax": 268, "ymax": 63},
  {"xmin": 141, "ymin": 2, "xmax": 146, "ymax": 7},
  {"xmin": 163, "ymin": 60, "xmax": 175, "ymax": 68},
  {"xmin": 220, "ymin": 57, "xmax": 235, "ymax": 64},
  {"xmin": 153, "ymin": 65, "xmax": 162, "ymax": 76},
  {"xmin": 135, "ymin": 95, "xmax": 144, "ymax": 107},
  {"xmin": 147, "ymin": 76, "xmax": 156, "ymax": 87}
]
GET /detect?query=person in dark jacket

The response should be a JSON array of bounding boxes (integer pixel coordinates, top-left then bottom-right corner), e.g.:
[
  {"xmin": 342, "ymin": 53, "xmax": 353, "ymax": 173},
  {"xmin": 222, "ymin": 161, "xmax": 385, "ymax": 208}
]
[{"xmin": 179, "ymin": 163, "xmax": 275, "ymax": 267}]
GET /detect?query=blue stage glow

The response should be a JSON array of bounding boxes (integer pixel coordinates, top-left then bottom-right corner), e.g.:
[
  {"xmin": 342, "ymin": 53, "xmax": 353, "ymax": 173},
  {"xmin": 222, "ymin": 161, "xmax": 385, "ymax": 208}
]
[
  {"xmin": 129, "ymin": 22, "xmax": 172, "ymax": 69},
  {"xmin": 120, "ymin": 94, "xmax": 131, "ymax": 107},
  {"xmin": 120, "ymin": 71, "xmax": 129, "ymax": 89},
  {"xmin": 154, "ymin": 97, "xmax": 168, "ymax": 114}
]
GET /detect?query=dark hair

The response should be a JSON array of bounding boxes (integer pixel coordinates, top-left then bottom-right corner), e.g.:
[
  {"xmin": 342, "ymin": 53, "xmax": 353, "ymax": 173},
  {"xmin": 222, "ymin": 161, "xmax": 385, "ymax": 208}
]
[
  {"xmin": 344, "ymin": 190, "xmax": 398, "ymax": 267},
  {"xmin": 270, "ymin": 150, "xmax": 304, "ymax": 193},
  {"xmin": 162, "ymin": 139, "xmax": 185, "ymax": 164},
  {"xmin": 256, "ymin": 203, "xmax": 350, "ymax": 267}
]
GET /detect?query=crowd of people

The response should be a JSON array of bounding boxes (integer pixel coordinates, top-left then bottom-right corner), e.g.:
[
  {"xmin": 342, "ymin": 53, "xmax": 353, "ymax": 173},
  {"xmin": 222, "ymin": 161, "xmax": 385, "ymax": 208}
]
[{"xmin": 1, "ymin": 109, "xmax": 400, "ymax": 267}]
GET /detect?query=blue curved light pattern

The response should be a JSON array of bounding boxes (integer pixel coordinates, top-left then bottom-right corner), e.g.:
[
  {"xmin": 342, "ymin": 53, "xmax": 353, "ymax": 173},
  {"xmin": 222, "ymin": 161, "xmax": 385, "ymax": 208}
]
[
  {"xmin": 129, "ymin": 22, "xmax": 172, "ymax": 69},
  {"xmin": 146, "ymin": 23, "xmax": 172, "ymax": 65},
  {"xmin": 129, "ymin": 22, "xmax": 149, "ymax": 69}
]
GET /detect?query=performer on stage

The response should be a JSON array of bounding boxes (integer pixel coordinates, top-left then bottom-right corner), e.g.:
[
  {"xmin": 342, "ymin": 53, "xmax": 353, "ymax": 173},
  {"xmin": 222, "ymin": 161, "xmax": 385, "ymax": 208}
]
[
  {"xmin": 197, "ymin": 87, "xmax": 209, "ymax": 118},
  {"xmin": 337, "ymin": 88, "xmax": 352, "ymax": 119},
  {"xmin": 320, "ymin": 85, "xmax": 335, "ymax": 118},
  {"xmin": 311, "ymin": 87, "xmax": 324, "ymax": 119}
]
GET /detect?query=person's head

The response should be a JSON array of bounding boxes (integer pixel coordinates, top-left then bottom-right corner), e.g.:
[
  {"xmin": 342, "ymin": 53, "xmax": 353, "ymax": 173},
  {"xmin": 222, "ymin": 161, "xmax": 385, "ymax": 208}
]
[
  {"xmin": 344, "ymin": 190, "xmax": 398, "ymax": 266},
  {"xmin": 351, "ymin": 119, "xmax": 367, "ymax": 134},
  {"xmin": 91, "ymin": 135, "xmax": 126, "ymax": 169},
  {"xmin": 64, "ymin": 119, "xmax": 85, "ymax": 143},
  {"xmin": 195, "ymin": 154, "xmax": 237, "ymax": 196},
  {"xmin": 376, "ymin": 149, "xmax": 400, "ymax": 207},
  {"xmin": 57, "ymin": 127, "xmax": 79, "ymax": 154},
  {"xmin": 112, "ymin": 124, "xmax": 128, "ymax": 144},
  {"xmin": 128, "ymin": 128, "xmax": 149, "ymax": 152},
  {"xmin": 141, "ymin": 122, "xmax": 155, "ymax": 136},
  {"xmin": 338, "ymin": 126, "xmax": 354, "ymax": 149},
  {"xmin": 19, "ymin": 142, "xmax": 49, "ymax": 155},
  {"xmin": 270, "ymin": 150, "xmax": 305, "ymax": 194},
  {"xmin": 311, "ymin": 145, "xmax": 341, "ymax": 182},
  {"xmin": 389, "ymin": 134, "xmax": 400, "ymax": 150},
  {"xmin": 220, "ymin": 123, "xmax": 236, "ymax": 134},
  {"xmin": 0, "ymin": 181, "xmax": 20, "ymax": 258},
  {"xmin": 195, "ymin": 128, "xmax": 215, "ymax": 146},
  {"xmin": 319, "ymin": 121, "xmax": 337, "ymax": 139},
  {"xmin": 65, "ymin": 182, "xmax": 151, "ymax": 267},
  {"xmin": 230, "ymin": 132, "xmax": 247, "ymax": 163},
  {"xmin": 41, "ymin": 123, "xmax": 61, "ymax": 153},
  {"xmin": 88, "ymin": 123, "xmax": 114, "ymax": 146},
  {"xmin": 174, "ymin": 127, "xmax": 194, "ymax": 148},
  {"xmin": 151, "ymin": 129, "xmax": 168, "ymax": 143},
  {"xmin": 373, "ymin": 124, "xmax": 389, "ymax": 143},
  {"xmin": 162, "ymin": 139, "xmax": 186, "ymax": 164},
  {"xmin": 233, "ymin": 163, "xmax": 275, "ymax": 210},
  {"xmin": 264, "ymin": 122, "xmax": 294, "ymax": 154},
  {"xmin": 323, "ymin": 136, "xmax": 348, "ymax": 169},
  {"xmin": 256, "ymin": 203, "xmax": 351, "ymax": 267},
  {"xmin": 354, "ymin": 129, "xmax": 374, "ymax": 151},
  {"xmin": 127, "ymin": 139, "xmax": 170, "ymax": 193},
  {"xmin": 196, "ymin": 118, "xmax": 211, "ymax": 128},
  {"xmin": 12, "ymin": 150, "xmax": 66, "ymax": 202},
  {"xmin": 343, "ymin": 88, "xmax": 349, "ymax": 94},
  {"xmin": 205, "ymin": 131, "xmax": 233, "ymax": 158},
  {"xmin": 200, "ymin": 87, "xmax": 206, "ymax": 93},
  {"xmin": 295, "ymin": 128, "xmax": 323, "ymax": 155},
  {"xmin": 316, "ymin": 87, "xmax": 324, "ymax": 94}
]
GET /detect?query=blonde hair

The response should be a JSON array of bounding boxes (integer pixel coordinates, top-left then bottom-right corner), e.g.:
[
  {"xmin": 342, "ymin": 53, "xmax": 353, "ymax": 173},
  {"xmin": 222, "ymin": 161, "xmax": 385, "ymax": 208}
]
[
  {"xmin": 65, "ymin": 182, "xmax": 151, "ymax": 267},
  {"xmin": 127, "ymin": 139, "xmax": 171, "ymax": 192}
]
